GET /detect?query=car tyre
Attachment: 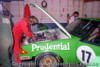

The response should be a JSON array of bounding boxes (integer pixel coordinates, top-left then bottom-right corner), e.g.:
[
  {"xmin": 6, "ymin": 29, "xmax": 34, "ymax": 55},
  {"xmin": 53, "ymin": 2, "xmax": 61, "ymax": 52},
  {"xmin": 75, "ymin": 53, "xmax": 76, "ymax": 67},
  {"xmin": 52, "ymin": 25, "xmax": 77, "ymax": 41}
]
[{"xmin": 35, "ymin": 53, "xmax": 63, "ymax": 67}]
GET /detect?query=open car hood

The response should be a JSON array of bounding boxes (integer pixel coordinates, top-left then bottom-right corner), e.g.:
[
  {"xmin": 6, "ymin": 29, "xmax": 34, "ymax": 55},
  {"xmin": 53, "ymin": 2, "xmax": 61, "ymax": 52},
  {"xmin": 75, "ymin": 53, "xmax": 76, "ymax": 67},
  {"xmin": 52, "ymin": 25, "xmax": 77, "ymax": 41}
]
[{"xmin": 30, "ymin": 3, "xmax": 71, "ymax": 39}]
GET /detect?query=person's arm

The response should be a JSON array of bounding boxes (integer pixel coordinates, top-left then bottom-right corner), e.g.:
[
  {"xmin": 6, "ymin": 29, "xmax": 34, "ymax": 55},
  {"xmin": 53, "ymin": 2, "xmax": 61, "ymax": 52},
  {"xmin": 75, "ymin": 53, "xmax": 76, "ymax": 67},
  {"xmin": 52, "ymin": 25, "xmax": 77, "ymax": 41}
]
[
  {"xmin": 21, "ymin": 20, "xmax": 34, "ymax": 38},
  {"xmin": 67, "ymin": 17, "xmax": 70, "ymax": 25}
]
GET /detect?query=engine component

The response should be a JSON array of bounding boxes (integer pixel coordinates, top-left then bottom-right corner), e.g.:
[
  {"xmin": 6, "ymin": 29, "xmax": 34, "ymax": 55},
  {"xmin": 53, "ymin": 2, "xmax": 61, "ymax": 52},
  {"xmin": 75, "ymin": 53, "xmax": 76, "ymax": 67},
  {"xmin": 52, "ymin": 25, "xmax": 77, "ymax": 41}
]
[{"xmin": 28, "ymin": 30, "xmax": 59, "ymax": 43}]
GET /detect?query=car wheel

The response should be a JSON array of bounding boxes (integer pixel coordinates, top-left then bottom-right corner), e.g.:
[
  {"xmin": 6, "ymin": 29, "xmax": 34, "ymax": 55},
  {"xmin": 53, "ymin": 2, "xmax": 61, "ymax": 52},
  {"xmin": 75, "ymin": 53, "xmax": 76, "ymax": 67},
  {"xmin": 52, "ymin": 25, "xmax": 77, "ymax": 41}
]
[{"xmin": 35, "ymin": 53, "xmax": 63, "ymax": 67}]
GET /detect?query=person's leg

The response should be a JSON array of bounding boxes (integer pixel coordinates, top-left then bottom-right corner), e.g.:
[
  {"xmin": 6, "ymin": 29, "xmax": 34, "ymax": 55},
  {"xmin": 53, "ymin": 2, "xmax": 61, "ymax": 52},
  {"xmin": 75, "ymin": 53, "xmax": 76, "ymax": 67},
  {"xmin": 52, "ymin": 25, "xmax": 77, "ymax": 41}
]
[{"xmin": 13, "ymin": 33, "xmax": 22, "ymax": 63}]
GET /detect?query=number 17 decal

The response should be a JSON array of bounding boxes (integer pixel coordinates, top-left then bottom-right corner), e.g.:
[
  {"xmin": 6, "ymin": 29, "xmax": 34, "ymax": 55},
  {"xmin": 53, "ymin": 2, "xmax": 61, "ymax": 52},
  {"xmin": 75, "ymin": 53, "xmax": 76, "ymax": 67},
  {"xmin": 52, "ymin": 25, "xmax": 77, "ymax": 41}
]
[
  {"xmin": 77, "ymin": 46, "xmax": 96, "ymax": 64},
  {"xmin": 82, "ymin": 50, "xmax": 91, "ymax": 63}
]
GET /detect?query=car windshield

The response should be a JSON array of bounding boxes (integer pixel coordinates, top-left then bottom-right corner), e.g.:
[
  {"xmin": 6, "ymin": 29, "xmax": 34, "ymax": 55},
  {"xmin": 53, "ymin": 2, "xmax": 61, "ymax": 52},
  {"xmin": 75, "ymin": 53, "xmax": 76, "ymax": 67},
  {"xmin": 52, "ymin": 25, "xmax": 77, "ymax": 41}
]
[
  {"xmin": 66, "ymin": 18, "xmax": 100, "ymax": 46},
  {"xmin": 66, "ymin": 19, "xmax": 94, "ymax": 37}
]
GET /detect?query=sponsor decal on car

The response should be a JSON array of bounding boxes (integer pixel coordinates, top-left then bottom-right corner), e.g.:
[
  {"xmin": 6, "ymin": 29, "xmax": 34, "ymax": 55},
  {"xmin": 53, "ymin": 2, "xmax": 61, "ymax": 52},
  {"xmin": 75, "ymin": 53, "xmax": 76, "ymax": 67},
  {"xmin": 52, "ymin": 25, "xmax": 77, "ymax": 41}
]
[
  {"xmin": 32, "ymin": 43, "xmax": 70, "ymax": 52},
  {"xmin": 21, "ymin": 57, "xmax": 30, "ymax": 60}
]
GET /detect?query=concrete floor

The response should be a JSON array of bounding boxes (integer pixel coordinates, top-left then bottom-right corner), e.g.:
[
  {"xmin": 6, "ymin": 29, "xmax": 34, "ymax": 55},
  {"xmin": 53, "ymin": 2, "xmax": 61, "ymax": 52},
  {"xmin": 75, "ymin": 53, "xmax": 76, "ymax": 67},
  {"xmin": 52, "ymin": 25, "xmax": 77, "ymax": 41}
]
[{"xmin": 12, "ymin": 53, "xmax": 86, "ymax": 67}]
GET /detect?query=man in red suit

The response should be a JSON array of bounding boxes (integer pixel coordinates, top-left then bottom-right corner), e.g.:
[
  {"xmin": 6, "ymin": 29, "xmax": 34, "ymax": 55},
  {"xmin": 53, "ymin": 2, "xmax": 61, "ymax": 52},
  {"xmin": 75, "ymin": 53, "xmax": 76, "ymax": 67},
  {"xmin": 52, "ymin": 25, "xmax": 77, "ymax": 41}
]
[{"xmin": 12, "ymin": 16, "xmax": 37, "ymax": 63}]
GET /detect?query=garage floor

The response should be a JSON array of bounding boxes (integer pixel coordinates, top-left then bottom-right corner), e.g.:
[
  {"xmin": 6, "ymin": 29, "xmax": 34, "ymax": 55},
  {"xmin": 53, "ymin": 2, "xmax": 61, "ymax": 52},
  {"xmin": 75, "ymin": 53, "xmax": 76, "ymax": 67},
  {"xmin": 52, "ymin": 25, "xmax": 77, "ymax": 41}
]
[{"xmin": 12, "ymin": 52, "xmax": 86, "ymax": 67}]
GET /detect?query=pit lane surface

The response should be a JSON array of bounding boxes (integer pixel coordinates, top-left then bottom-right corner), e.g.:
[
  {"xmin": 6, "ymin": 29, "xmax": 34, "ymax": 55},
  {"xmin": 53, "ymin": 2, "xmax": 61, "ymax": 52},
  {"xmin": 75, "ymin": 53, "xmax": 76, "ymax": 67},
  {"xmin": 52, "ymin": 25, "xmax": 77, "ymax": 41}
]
[{"xmin": 12, "ymin": 53, "xmax": 85, "ymax": 67}]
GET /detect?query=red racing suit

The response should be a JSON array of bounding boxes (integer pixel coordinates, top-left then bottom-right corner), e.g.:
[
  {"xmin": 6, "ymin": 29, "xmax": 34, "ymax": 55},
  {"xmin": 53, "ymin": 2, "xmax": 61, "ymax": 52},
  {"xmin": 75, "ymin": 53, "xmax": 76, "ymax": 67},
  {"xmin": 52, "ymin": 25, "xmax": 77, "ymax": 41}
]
[{"xmin": 12, "ymin": 18, "xmax": 33, "ymax": 63}]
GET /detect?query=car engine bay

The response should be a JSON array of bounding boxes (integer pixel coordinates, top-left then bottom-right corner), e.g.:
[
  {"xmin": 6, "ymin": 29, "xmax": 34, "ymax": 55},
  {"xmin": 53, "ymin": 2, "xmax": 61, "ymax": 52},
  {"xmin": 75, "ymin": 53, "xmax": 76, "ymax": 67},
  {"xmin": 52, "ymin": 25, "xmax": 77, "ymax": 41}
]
[{"xmin": 22, "ymin": 29, "xmax": 68, "ymax": 45}]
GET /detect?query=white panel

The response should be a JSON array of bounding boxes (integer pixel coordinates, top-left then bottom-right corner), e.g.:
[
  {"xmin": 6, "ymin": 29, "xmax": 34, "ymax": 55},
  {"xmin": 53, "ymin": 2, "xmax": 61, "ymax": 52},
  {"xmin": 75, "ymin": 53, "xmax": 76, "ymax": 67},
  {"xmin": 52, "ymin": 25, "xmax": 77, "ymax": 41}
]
[
  {"xmin": 75, "ymin": 0, "xmax": 78, "ymax": 11},
  {"xmin": 79, "ymin": 0, "xmax": 83, "ymax": 17},
  {"xmin": 10, "ymin": 0, "xmax": 100, "ymax": 24},
  {"xmin": 86, "ymin": 1, "xmax": 99, "ymax": 18},
  {"xmin": 10, "ymin": 1, "xmax": 19, "ymax": 5},
  {"xmin": 61, "ymin": 0, "xmax": 67, "ymax": 23},
  {"xmin": 53, "ymin": 0, "xmax": 59, "ymax": 22},
  {"xmin": 10, "ymin": 1, "xmax": 24, "ymax": 24},
  {"xmin": 93, "ymin": 1, "xmax": 99, "ymax": 18},
  {"xmin": 68, "ymin": 0, "xmax": 73, "ymax": 15},
  {"xmin": 12, "ymin": 17, "xmax": 19, "ymax": 24},
  {"xmin": 36, "ymin": 0, "xmax": 42, "ymax": 23},
  {"xmin": 10, "ymin": 4, "xmax": 18, "ymax": 11},
  {"xmin": 87, "ymin": 2, "xmax": 92, "ymax": 18}
]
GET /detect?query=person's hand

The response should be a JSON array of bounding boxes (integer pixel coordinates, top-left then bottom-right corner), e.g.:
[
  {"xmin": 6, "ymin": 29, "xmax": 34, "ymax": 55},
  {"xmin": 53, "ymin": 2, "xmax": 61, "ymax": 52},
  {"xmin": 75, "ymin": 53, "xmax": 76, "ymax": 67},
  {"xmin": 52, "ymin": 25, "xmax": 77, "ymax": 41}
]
[{"xmin": 32, "ymin": 35, "xmax": 36, "ymax": 41}]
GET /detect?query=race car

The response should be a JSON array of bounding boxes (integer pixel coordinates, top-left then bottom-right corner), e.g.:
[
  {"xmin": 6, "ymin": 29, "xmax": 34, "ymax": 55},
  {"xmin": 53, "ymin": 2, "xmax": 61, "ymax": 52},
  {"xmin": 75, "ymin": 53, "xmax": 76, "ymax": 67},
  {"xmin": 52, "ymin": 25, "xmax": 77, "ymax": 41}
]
[{"xmin": 19, "ymin": 3, "xmax": 100, "ymax": 67}]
